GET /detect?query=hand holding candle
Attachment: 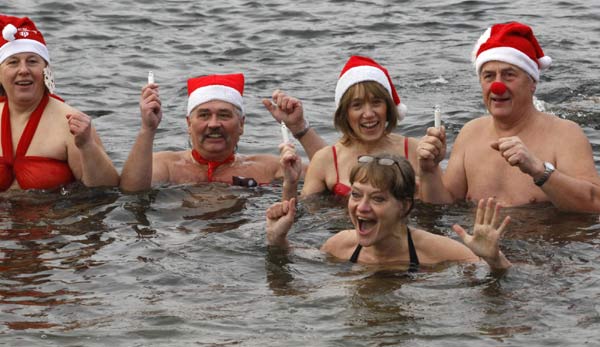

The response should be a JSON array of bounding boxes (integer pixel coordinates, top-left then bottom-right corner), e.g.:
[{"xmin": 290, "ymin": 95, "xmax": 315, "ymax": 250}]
[
  {"xmin": 434, "ymin": 105, "xmax": 442, "ymax": 129},
  {"xmin": 148, "ymin": 71, "xmax": 155, "ymax": 84}
]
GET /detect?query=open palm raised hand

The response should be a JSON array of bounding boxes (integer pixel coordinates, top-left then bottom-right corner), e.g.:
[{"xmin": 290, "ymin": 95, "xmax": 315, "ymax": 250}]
[{"xmin": 453, "ymin": 198, "xmax": 511, "ymax": 264}]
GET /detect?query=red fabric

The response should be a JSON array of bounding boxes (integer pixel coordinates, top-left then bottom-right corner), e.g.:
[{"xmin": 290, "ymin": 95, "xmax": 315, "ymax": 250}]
[
  {"xmin": 0, "ymin": 15, "xmax": 47, "ymax": 47},
  {"xmin": 331, "ymin": 138, "xmax": 409, "ymax": 197},
  {"xmin": 331, "ymin": 146, "xmax": 351, "ymax": 197},
  {"xmin": 338, "ymin": 55, "xmax": 400, "ymax": 106},
  {"xmin": 0, "ymin": 94, "xmax": 74, "ymax": 191},
  {"xmin": 477, "ymin": 22, "xmax": 548, "ymax": 68},
  {"xmin": 191, "ymin": 149, "xmax": 235, "ymax": 182},
  {"xmin": 187, "ymin": 74, "xmax": 244, "ymax": 97}
]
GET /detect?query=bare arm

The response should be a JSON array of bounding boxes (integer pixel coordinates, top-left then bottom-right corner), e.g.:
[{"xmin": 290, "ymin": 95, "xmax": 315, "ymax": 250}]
[
  {"xmin": 66, "ymin": 112, "xmax": 119, "ymax": 187},
  {"xmin": 300, "ymin": 146, "xmax": 330, "ymax": 197},
  {"xmin": 120, "ymin": 83, "xmax": 163, "ymax": 192},
  {"xmin": 263, "ymin": 90, "xmax": 327, "ymax": 160},
  {"xmin": 492, "ymin": 120, "xmax": 600, "ymax": 212},
  {"xmin": 266, "ymin": 198, "xmax": 297, "ymax": 248},
  {"xmin": 418, "ymin": 126, "xmax": 466, "ymax": 203},
  {"xmin": 277, "ymin": 143, "xmax": 303, "ymax": 201}
]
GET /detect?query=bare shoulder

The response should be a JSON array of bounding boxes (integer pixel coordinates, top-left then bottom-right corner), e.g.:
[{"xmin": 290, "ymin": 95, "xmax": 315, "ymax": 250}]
[
  {"xmin": 460, "ymin": 115, "xmax": 491, "ymax": 134},
  {"xmin": 321, "ymin": 229, "xmax": 356, "ymax": 258},
  {"xmin": 242, "ymin": 153, "xmax": 280, "ymax": 164},
  {"xmin": 153, "ymin": 150, "xmax": 187, "ymax": 164},
  {"xmin": 311, "ymin": 144, "xmax": 334, "ymax": 163},
  {"xmin": 410, "ymin": 227, "xmax": 477, "ymax": 264},
  {"xmin": 47, "ymin": 97, "xmax": 79, "ymax": 117},
  {"xmin": 545, "ymin": 113, "xmax": 586, "ymax": 135},
  {"xmin": 452, "ymin": 115, "xmax": 492, "ymax": 147}
]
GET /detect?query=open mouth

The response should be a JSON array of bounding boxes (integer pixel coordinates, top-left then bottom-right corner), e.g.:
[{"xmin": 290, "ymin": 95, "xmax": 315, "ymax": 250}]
[
  {"xmin": 360, "ymin": 120, "xmax": 379, "ymax": 130},
  {"xmin": 491, "ymin": 96, "xmax": 510, "ymax": 103},
  {"xmin": 203, "ymin": 132, "xmax": 226, "ymax": 141},
  {"xmin": 15, "ymin": 80, "xmax": 34, "ymax": 86},
  {"xmin": 357, "ymin": 217, "xmax": 376, "ymax": 234}
]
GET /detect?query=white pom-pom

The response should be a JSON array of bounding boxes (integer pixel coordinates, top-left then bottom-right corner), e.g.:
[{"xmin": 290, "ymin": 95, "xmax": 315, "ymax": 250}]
[
  {"xmin": 398, "ymin": 103, "xmax": 408, "ymax": 120},
  {"xmin": 538, "ymin": 56, "xmax": 552, "ymax": 70},
  {"xmin": 471, "ymin": 27, "xmax": 492, "ymax": 65},
  {"xmin": 2, "ymin": 24, "xmax": 17, "ymax": 42}
]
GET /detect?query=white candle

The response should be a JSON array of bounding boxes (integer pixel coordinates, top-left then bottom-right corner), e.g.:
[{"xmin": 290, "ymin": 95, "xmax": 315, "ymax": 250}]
[
  {"xmin": 434, "ymin": 105, "xmax": 441, "ymax": 129},
  {"xmin": 281, "ymin": 122, "xmax": 290, "ymax": 143},
  {"xmin": 148, "ymin": 71, "xmax": 155, "ymax": 84}
]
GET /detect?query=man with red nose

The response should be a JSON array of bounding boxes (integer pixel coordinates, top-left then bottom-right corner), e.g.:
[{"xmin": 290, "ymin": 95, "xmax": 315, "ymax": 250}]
[
  {"xmin": 417, "ymin": 22, "xmax": 600, "ymax": 212},
  {"xmin": 120, "ymin": 74, "xmax": 319, "ymax": 191}
]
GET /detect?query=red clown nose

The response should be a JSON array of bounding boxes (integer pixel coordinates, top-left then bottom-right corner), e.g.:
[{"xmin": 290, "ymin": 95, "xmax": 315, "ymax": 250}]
[{"xmin": 490, "ymin": 81, "xmax": 507, "ymax": 95}]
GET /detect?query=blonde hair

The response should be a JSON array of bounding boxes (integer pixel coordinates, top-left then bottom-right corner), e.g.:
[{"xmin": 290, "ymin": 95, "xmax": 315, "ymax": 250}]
[{"xmin": 334, "ymin": 81, "xmax": 399, "ymax": 146}]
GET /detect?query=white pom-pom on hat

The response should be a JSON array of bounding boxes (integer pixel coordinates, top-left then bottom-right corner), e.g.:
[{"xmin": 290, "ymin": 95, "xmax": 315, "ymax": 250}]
[
  {"xmin": 538, "ymin": 56, "xmax": 552, "ymax": 70},
  {"xmin": 2, "ymin": 24, "xmax": 17, "ymax": 42},
  {"xmin": 398, "ymin": 103, "xmax": 408, "ymax": 119},
  {"xmin": 0, "ymin": 16, "xmax": 50, "ymax": 64}
]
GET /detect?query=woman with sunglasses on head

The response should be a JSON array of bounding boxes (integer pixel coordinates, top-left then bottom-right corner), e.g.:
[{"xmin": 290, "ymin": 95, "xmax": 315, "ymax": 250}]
[
  {"xmin": 276, "ymin": 56, "xmax": 418, "ymax": 201},
  {"xmin": 268, "ymin": 152, "xmax": 512, "ymax": 271}
]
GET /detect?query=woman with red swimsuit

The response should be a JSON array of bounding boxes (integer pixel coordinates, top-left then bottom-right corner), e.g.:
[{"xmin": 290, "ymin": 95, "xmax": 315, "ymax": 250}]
[
  {"xmin": 0, "ymin": 15, "xmax": 118, "ymax": 191},
  {"xmin": 282, "ymin": 56, "xmax": 419, "ymax": 201}
]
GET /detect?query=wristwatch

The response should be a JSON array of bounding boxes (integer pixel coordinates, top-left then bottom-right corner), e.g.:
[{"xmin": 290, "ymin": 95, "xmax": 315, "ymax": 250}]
[{"xmin": 534, "ymin": 162, "xmax": 555, "ymax": 187}]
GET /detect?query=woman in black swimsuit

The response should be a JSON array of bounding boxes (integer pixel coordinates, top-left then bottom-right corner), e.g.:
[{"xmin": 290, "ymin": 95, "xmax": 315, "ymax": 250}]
[{"xmin": 267, "ymin": 153, "xmax": 512, "ymax": 271}]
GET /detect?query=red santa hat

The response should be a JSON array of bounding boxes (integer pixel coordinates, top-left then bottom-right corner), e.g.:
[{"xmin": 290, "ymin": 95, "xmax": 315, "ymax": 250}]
[
  {"xmin": 472, "ymin": 22, "xmax": 551, "ymax": 82},
  {"xmin": 334, "ymin": 55, "xmax": 407, "ymax": 120},
  {"xmin": 0, "ymin": 15, "xmax": 49, "ymax": 64},
  {"xmin": 187, "ymin": 73, "xmax": 245, "ymax": 116}
]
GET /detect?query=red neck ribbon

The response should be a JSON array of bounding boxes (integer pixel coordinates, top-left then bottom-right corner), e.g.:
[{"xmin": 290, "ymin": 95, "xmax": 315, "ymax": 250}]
[{"xmin": 191, "ymin": 149, "xmax": 235, "ymax": 182}]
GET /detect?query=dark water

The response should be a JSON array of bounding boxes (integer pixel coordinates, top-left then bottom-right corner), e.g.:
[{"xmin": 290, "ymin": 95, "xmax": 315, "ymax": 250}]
[{"xmin": 2, "ymin": 0, "xmax": 600, "ymax": 346}]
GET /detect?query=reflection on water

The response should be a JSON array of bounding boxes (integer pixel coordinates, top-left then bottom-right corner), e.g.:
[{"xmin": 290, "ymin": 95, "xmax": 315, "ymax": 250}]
[
  {"xmin": 2, "ymin": 0, "xmax": 600, "ymax": 345},
  {"xmin": 0, "ymin": 187, "xmax": 119, "ymax": 331}
]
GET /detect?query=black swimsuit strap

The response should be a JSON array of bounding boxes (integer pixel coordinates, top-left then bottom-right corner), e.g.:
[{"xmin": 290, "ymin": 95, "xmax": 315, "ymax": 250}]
[
  {"xmin": 349, "ymin": 244, "xmax": 362, "ymax": 263},
  {"xmin": 349, "ymin": 227, "xmax": 420, "ymax": 272},
  {"xmin": 406, "ymin": 227, "xmax": 420, "ymax": 272}
]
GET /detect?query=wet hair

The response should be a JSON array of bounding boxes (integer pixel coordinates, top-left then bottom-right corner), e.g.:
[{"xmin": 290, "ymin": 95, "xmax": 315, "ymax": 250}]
[
  {"xmin": 349, "ymin": 153, "xmax": 415, "ymax": 217},
  {"xmin": 334, "ymin": 81, "xmax": 399, "ymax": 146}
]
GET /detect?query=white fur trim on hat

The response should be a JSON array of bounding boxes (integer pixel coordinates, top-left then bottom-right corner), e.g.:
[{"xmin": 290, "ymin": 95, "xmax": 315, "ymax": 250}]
[
  {"xmin": 187, "ymin": 85, "xmax": 244, "ymax": 115},
  {"xmin": 0, "ymin": 38, "xmax": 50, "ymax": 64},
  {"xmin": 398, "ymin": 103, "xmax": 407, "ymax": 119},
  {"xmin": 335, "ymin": 65, "xmax": 392, "ymax": 107},
  {"xmin": 475, "ymin": 46, "xmax": 540, "ymax": 81}
]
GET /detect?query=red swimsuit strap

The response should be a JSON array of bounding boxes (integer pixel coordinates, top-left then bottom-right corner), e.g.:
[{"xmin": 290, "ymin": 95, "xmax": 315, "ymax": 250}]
[
  {"xmin": 191, "ymin": 149, "xmax": 235, "ymax": 182},
  {"xmin": 1, "ymin": 93, "xmax": 50, "ymax": 163},
  {"xmin": 332, "ymin": 145, "xmax": 340, "ymax": 183}
]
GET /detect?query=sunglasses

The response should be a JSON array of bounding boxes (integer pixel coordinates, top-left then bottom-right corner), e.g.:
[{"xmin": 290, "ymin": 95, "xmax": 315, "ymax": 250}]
[
  {"xmin": 357, "ymin": 155, "xmax": 412, "ymax": 195},
  {"xmin": 357, "ymin": 155, "xmax": 401, "ymax": 170}
]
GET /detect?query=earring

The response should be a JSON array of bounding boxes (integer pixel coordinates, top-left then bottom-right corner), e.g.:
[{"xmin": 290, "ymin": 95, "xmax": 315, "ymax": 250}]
[{"xmin": 43, "ymin": 66, "xmax": 56, "ymax": 94}]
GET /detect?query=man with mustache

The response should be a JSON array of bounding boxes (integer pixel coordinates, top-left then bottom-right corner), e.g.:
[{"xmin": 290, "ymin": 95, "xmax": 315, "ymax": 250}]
[
  {"xmin": 417, "ymin": 22, "xmax": 600, "ymax": 212},
  {"xmin": 120, "ymin": 73, "xmax": 322, "ymax": 191}
]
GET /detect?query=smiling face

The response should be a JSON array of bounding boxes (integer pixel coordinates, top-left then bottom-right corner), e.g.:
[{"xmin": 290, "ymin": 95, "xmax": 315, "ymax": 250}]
[
  {"xmin": 334, "ymin": 81, "xmax": 399, "ymax": 145},
  {"xmin": 348, "ymin": 181, "xmax": 407, "ymax": 247},
  {"xmin": 479, "ymin": 61, "xmax": 537, "ymax": 119},
  {"xmin": 186, "ymin": 99, "xmax": 244, "ymax": 161},
  {"xmin": 0, "ymin": 52, "xmax": 47, "ymax": 104},
  {"xmin": 347, "ymin": 154, "xmax": 415, "ymax": 247}
]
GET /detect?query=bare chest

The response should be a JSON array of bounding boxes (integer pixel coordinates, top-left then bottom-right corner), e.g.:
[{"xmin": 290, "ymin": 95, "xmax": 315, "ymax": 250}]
[
  {"xmin": 463, "ymin": 145, "xmax": 548, "ymax": 205},
  {"xmin": 168, "ymin": 158, "xmax": 278, "ymax": 185}
]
